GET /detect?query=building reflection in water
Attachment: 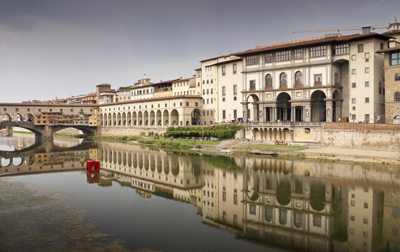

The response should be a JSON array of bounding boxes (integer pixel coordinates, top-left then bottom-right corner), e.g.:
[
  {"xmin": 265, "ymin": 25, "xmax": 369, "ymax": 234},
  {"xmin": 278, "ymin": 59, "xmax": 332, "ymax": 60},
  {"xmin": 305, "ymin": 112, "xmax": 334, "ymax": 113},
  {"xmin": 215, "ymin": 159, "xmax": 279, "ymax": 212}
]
[
  {"xmin": 2, "ymin": 137, "xmax": 400, "ymax": 251},
  {"xmin": 97, "ymin": 141, "xmax": 400, "ymax": 252}
]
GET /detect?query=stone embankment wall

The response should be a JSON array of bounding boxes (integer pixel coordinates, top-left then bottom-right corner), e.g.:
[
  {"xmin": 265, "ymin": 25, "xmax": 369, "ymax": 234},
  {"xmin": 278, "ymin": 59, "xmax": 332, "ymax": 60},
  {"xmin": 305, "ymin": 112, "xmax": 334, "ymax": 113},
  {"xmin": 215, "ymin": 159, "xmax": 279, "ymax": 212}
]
[
  {"xmin": 98, "ymin": 127, "xmax": 166, "ymax": 136},
  {"xmin": 322, "ymin": 123, "xmax": 400, "ymax": 151}
]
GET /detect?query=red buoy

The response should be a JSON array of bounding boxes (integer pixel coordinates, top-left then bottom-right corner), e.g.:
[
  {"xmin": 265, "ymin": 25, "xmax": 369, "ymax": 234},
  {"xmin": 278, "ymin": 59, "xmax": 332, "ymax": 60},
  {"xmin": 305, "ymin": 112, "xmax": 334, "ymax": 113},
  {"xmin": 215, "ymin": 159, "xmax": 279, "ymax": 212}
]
[{"xmin": 86, "ymin": 160, "xmax": 100, "ymax": 173}]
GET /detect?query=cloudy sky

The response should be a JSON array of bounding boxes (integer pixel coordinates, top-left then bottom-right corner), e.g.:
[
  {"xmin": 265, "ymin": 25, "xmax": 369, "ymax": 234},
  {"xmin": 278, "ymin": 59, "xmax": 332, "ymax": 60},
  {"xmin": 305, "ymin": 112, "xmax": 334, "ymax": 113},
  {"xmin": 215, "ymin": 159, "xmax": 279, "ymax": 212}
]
[{"xmin": 0, "ymin": 0, "xmax": 398, "ymax": 102}]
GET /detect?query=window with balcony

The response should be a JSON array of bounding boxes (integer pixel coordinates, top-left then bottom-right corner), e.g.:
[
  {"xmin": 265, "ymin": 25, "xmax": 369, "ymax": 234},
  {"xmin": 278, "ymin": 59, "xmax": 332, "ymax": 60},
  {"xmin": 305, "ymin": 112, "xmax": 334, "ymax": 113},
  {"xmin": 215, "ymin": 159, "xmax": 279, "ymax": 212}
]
[{"xmin": 314, "ymin": 74, "xmax": 322, "ymax": 86}]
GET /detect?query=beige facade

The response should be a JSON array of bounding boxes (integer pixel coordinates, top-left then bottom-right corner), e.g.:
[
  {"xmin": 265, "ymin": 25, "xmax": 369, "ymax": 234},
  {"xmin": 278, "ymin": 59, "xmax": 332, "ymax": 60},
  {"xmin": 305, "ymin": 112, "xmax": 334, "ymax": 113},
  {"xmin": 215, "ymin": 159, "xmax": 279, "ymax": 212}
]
[
  {"xmin": 235, "ymin": 32, "xmax": 390, "ymax": 123},
  {"xmin": 99, "ymin": 96, "xmax": 202, "ymax": 127}
]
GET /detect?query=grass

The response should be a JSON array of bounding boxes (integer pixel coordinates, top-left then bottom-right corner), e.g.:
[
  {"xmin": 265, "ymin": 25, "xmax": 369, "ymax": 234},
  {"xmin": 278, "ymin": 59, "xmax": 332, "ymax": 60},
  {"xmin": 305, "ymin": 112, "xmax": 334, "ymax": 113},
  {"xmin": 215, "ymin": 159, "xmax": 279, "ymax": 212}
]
[
  {"xmin": 247, "ymin": 144, "xmax": 307, "ymax": 151},
  {"xmin": 91, "ymin": 135, "xmax": 221, "ymax": 148}
]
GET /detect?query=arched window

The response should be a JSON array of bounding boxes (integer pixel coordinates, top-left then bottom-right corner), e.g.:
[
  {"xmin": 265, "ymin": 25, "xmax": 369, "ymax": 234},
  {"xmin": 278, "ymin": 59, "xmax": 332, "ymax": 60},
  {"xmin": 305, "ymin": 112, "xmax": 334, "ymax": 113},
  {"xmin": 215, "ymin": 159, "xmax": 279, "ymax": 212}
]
[
  {"xmin": 295, "ymin": 71, "xmax": 303, "ymax": 87},
  {"xmin": 395, "ymin": 73, "xmax": 400, "ymax": 81},
  {"xmin": 295, "ymin": 212, "xmax": 303, "ymax": 228},
  {"xmin": 265, "ymin": 74, "xmax": 272, "ymax": 89},
  {"xmin": 279, "ymin": 209, "xmax": 287, "ymax": 225},
  {"xmin": 395, "ymin": 92, "xmax": 400, "ymax": 102},
  {"xmin": 280, "ymin": 72, "xmax": 287, "ymax": 88},
  {"xmin": 265, "ymin": 207, "xmax": 273, "ymax": 222}
]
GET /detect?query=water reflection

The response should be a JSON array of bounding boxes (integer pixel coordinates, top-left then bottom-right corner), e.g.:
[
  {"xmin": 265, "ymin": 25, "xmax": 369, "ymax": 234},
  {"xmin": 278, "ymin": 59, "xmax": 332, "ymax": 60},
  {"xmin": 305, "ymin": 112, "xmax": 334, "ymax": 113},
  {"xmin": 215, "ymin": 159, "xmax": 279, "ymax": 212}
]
[{"xmin": 2, "ymin": 137, "xmax": 400, "ymax": 251}]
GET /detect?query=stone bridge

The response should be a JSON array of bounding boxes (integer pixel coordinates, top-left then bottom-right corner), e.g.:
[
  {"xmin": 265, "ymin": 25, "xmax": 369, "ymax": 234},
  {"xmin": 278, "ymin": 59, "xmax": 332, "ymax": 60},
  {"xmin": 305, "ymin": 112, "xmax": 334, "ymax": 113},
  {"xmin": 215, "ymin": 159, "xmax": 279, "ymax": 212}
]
[{"xmin": 0, "ymin": 122, "xmax": 97, "ymax": 138}]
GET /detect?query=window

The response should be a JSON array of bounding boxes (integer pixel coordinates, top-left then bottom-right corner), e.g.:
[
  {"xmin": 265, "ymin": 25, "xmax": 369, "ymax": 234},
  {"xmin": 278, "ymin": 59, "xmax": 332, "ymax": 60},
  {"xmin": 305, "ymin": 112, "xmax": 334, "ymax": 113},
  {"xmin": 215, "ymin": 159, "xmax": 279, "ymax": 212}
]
[
  {"xmin": 266, "ymin": 74, "xmax": 272, "ymax": 89},
  {"xmin": 211, "ymin": 79, "xmax": 213, "ymax": 83},
  {"xmin": 233, "ymin": 194, "xmax": 237, "ymax": 204},
  {"xmin": 352, "ymin": 69, "xmax": 356, "ymax": 75},
  {"xmin": 250, "ymin": 80, "xmax": 256, "ymax": 90},
  {"xmin": 314, "ymin": 74, "xmax": 322, "ymax": 86},
  {"xmin": 351, "ymin": 199, "xmax": 356, "ymax": 205},
  {"xmin": 379, "ymin": 82, "xmax": 382, "ymax": 94},
  {"xmin": 363, "ymin": 218, "xmax": 368, "ymax": 224},
  {"xmin": 313, "ymin": 216, "xmax": 321, "ymax": 227},
  {"xmin": 363, "ymin": 232, "xmax": 368, "ymax": 237},
  {"xmin": 222, "ymin": 66, "xmax": 226, "ymax": 76},
  {"xmin": 392, "ymin": 52, "xmax": 400, "ymax": 66},
  {"xmin": 222, "ymin": 211, "xmax": 226, "ymax": 221},
  {"xmin": 365, "ymin": 81, "xmax": 369, "ymax": 87},
  {"xmin": 294, "ymin": 49, "xmax": 304, "ymax": 59},
  {"xmin": 334, "ymin": 44, "xmax": 349, "ymax": 55},
  {"xmin": 357, "ymin": 43, "xmax": 366, "ymax": 53},
  {"xmin": 280, "ymin": 72, "xmax": 287, "ymax": 87},
  {"xmin": 351, "ymin": 55, "xmax": 356, "ymax": 61},
  {"xmin": 276, "ymin": 50, "xmax": 291, "ymax": 62},
  {"xmin": 295, "ymin": 213, "xmax": 303, "ymax": 228},
  {"xmin": 250, "ymin": 204, "xmax": 256, "ymax": 215},
  {"xmin": 352, "ymin": 106, "xmax": 356, "ymax": 110},
  {"xmin": 246, "ymin": 55, "xmax": 259, "ymax": 65},
  {"xmin": 351, "ymin": 216, "xmax": 355, "ymax": 221},
  {"xmin": 195, "ymin": 102, "xmax": 198, "ymax": 106},
  {"xmin": 203, "ymin": 99, "xmax": 205, "ymax": 104},
  {"xmin": 365, "ymin": 97, "xmax": 369, "ymax": 103},
  {"xmin": 310, "ymin": 46, "xmax": 327, "ymax": 57},
  {"xmin": 211, "ymin": 89, "xmax": 213, "ymax": 94},
  {"xmin": 334, "ymin": 73, "xmax": 339, "ymax": 86},
  {"xmin": 207, "ymin": 98, "xmax": 209, "ymax": 104},
  {"xmin": 186, "ymin": 102, "xmax": 189, "ymax": 106},
  {"xmin": 203, "ymin": 89, "xmax": 205, "ymax": 95},
  {"xmin": 279, "ymin": 210, "xmax": 287, "ymax": 225},
  {"xmin": 233, "ymin": 64, "xmax": 237, "ymax": 73},
  {"xmin": 233, "ymin": 110, "xmax": 237, "ymax": 118},
  {"xmin": 394, "ymin": 228, "xmax": 399, "ymax": 236},
  {"xmin": 365, "ymin": 52, "xmax": 370, "ymax": 62},
  {"xmin": 222, "ymin": 110, "xmax": 226, "ymax": 119},
  {"xmin": 233, "ymin": 215, "xmax": 238, "ymax": 225},
  {"xmin": 365, "ymin": 67, "xmax": 370, "ymax": 73},
  {"xmin": 207, "ymin": 89, "xmax": 209, "ymax": 94},
  {"xmin": 295, "ymin": 71, "xmax": 303, "ymax": 86},
  {"xmin": 352, "ymin": 114, "xmax": 356, "ymax": 120},
  {"xmin": 350, "ymin": 228, "xmax": 355, "ymax": 234},
  {"xmin": 393, "ymin": 207, "xmax": 400, "ymax": 218},
  {"xmin": 364, "ymin": 202, "xmax": 368, "ymax": 209},
  {"xmin": 352, "ymin": 98, "xmax": 356, "ymax": 104},
  {"xmin": 233, "ymin": 85, "xmax": 237, "ymax": 94},
  {"xmin": 261, "ymin": 53, "xmax": 272, "ymax": 63},
  {"xmin": 206, "ymin": 66, "xmax": 213, "ymax": 72},
  {"xmin": 395, "ymin": 74, "xmax": 400, "ymax": 81},
  {"xmin": 222, "ymin": 86, "xmax": 226, "ymax": 95},
  {"xmin": 265, "ymin": 208, "xmax": 273, "ymax": 222}
]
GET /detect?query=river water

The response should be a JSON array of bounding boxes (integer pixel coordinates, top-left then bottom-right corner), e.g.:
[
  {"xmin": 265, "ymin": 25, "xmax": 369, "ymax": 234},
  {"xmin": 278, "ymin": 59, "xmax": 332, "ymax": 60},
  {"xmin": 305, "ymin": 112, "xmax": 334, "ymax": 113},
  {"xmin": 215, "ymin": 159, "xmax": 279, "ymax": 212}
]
[{"xmin": 1, "ymin": 134, "xmax": 400, "ymax": 252}]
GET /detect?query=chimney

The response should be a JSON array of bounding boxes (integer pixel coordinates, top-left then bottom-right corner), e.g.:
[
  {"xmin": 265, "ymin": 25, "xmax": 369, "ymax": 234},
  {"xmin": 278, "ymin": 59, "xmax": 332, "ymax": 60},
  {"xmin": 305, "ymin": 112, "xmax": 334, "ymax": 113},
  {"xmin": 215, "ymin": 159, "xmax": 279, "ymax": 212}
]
[
  {"xmin": 362, "ymin": 25, "xmax": 371, "ymax": 34},
  {"xmin": 180, "ymin": 77, "xmax": 182, "ymax": 80}
]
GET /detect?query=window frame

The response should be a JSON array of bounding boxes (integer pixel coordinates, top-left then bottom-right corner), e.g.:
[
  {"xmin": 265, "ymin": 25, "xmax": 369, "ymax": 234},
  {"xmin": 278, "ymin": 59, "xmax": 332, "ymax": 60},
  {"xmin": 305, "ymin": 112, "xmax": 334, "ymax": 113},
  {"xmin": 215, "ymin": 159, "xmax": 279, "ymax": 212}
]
[
  {"xmin": 314, "ymin": 74, "xmax": 322, "ymax": 86},
  {"xmin": 280, "ymin": 72, "xmax": 287, "ymax": 88}
]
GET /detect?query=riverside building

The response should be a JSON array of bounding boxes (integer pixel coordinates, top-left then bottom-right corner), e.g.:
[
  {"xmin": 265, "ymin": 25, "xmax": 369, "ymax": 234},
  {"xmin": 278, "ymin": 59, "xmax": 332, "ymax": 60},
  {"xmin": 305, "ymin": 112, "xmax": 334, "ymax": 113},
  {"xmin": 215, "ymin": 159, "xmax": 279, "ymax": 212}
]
[{"xmin": 234, "ymin": 28, "xmax": 391, "ymax": 123}]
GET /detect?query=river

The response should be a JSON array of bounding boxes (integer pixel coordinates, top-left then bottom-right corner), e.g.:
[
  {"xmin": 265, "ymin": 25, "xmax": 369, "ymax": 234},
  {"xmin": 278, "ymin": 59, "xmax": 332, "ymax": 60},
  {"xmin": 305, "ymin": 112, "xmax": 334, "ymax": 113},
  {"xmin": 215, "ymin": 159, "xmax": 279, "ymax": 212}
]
[{"xmin": 1, "ymin": 134, "xmax": 399, "ymax": 252}]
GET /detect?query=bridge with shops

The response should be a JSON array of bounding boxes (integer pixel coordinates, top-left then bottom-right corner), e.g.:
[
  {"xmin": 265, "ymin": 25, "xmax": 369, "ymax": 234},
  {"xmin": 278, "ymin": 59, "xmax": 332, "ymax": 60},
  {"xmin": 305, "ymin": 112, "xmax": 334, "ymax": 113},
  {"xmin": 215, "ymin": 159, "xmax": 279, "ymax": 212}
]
[{"xmin": 0, "ymin": 103, "xmax": 98, "ymax": 138}]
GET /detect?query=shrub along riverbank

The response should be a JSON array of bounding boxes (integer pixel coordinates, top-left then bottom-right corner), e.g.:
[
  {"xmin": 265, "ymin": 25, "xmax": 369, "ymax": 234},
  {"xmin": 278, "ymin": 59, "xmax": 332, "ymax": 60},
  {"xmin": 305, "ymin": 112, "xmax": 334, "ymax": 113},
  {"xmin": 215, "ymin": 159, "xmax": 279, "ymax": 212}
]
[
  {"xmin": 165, "ymin": 124, "xmax": 243, "ymax": 139},
  {"xmin": 91, "ymin": 133, "xmax": 221, "ymax": 150}
]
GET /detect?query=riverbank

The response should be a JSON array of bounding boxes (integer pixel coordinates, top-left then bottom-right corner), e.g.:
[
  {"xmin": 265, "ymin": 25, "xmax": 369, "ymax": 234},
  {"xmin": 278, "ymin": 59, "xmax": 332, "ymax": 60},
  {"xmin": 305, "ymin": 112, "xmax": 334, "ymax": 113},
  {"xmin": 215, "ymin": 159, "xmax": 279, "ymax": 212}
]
[{"xmin": 91, "ymin": 134, "xmax": 400, "ymax": 166}]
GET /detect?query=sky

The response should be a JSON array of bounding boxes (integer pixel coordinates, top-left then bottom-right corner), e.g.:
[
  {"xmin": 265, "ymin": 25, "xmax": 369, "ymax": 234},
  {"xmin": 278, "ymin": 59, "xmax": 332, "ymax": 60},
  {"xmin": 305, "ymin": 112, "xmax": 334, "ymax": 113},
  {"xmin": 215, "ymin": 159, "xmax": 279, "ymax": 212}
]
[{"xmin": 0, "ymin": 0, "xmax": 398, "ymax": 102}]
